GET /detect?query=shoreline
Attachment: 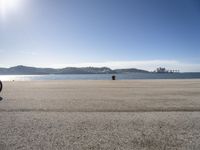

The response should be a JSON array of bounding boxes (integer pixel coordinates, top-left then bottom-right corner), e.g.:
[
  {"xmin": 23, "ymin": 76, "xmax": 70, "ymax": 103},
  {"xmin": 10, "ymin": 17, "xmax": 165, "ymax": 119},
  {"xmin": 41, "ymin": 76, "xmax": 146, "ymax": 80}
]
[
  {"xmin": 1, "ymin": 78, "xmax": 200, "ymax": 81},
  {"xmin": 1, "ymin": 73, "xmax": 200, "ymax": 81}
]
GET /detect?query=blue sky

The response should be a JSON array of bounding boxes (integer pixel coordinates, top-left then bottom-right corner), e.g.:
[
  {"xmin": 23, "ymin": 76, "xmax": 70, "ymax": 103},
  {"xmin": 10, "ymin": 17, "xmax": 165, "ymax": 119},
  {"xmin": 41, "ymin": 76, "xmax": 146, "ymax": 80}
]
[{"xmin": 0, "ymin": 0, "xmax": 200, "ymax": 71}]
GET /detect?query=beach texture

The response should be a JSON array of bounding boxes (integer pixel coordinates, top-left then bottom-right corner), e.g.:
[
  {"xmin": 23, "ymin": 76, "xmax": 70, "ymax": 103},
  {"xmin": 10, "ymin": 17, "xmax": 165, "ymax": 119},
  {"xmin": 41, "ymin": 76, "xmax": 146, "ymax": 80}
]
[{"xmin": 0, "ymin": 80, "xmax": 200, "ymax": 149}]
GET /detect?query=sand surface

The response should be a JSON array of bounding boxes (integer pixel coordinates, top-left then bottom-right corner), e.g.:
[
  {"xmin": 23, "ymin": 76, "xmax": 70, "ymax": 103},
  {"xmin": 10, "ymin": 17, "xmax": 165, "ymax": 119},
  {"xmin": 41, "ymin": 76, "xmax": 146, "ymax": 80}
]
[{"xmin": 0, "ymin": 79, "xmax": 200, "ymax": 149}]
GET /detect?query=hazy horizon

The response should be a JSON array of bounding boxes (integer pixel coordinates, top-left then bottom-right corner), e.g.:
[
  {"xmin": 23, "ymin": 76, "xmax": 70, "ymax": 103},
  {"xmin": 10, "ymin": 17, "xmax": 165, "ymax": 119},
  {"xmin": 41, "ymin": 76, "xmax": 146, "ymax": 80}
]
[
  {"xmin": 1, "ymin": 0, "xmax": 200, "ymax": 72},
  {"xmin": 0, "ymin": 60, "xmax": 200, "ymax": 73}
]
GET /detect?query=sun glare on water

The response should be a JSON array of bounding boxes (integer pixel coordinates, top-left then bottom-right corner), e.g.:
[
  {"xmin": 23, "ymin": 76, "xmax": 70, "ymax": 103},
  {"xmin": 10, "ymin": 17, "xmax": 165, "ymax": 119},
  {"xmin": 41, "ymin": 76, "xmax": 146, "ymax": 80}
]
[{"xmin": 0, "ymin": 0, "xmax": 24, "ymax": 20}]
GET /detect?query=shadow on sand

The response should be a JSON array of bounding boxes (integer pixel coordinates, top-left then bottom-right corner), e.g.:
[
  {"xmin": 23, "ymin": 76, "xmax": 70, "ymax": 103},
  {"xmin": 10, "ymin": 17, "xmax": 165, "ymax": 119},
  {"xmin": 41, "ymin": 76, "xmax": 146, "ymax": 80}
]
[{"xmin": 0, "ymin": 97, "xmax": 3, "ymax": 101}]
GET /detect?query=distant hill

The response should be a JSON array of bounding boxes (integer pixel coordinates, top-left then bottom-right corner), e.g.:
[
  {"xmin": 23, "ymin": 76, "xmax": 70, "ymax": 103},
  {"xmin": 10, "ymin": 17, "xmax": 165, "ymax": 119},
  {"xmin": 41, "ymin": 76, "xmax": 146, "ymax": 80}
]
[
  {"xmin": 0, "ymin": 65, "xmax": 149, "ymax": 75},
  {"xmin": 113, "ymin": 68, "xmax": 149, "ymax": 73}
]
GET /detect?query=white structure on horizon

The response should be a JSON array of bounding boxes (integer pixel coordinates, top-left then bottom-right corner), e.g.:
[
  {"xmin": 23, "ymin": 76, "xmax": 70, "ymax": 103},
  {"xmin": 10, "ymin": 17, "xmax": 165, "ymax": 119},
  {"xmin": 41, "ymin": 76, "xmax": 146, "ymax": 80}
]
[{"xmin": 155, "ymin": 67, "xmax": 179, "ymax": 73}]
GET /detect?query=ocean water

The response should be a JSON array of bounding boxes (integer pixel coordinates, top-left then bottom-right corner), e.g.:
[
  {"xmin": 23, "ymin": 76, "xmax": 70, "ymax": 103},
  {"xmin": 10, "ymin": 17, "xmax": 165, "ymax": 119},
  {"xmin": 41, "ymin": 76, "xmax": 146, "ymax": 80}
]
[{"xmin": 0, "ymin": 73, "xmax": 200, "ymax": 81}]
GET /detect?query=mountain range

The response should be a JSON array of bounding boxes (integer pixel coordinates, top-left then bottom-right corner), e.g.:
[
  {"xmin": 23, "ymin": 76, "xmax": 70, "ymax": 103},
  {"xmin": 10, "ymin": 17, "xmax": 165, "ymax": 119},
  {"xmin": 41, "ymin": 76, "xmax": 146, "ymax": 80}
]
[{"xmin": 0, "ymin": 65, "xmax": 149, "ymax": 75}]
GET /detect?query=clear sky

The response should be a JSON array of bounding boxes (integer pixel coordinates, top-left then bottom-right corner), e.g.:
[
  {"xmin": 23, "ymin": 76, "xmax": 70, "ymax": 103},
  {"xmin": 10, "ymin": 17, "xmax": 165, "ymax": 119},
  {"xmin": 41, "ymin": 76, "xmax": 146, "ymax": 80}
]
[{"xmin": 0, "ymin": 0, "xmax": 200, "ymax": 72}]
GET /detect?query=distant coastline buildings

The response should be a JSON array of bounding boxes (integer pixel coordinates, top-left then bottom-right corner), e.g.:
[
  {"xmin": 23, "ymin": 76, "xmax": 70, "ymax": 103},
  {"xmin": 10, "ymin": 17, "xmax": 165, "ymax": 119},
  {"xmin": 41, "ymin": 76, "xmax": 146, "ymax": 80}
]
[{"xmin": 155, "ymin": 67, "xmax": 179, "ymax": 73}]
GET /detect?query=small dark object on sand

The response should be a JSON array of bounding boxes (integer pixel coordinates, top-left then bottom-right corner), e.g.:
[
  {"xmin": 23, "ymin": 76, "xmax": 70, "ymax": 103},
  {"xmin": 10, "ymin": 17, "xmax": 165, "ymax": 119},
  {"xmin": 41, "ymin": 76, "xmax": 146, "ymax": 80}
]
[
  {"xmin": 112, "ymin": 75, "xmax": 116, "ymax": 80},
  {"xmin": 0, "ymin": 81, "xmax": 2, "ymax": 92}
]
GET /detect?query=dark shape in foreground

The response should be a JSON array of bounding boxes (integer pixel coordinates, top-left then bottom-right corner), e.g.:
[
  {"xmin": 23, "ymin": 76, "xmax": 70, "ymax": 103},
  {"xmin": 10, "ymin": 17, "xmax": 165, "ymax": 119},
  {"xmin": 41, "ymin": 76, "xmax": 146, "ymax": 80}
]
[
  {"xmin": 0, "ymin": 65, "xmax": 149, "ymax": 75},
  {"xmin": 0, "ymin": 80, "xmax": 2, "ymax": 101},
  {"xmin": 0, "ymin": 80, "xmax": 2, "ymax": 92}
]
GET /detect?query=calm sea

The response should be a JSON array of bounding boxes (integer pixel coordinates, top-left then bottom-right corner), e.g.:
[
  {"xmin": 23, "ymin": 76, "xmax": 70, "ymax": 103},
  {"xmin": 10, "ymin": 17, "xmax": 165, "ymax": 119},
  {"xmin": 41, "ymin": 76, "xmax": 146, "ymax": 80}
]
[{"xmin": 1, "ymin": 73, "xmax": 200, "ymax": 81}]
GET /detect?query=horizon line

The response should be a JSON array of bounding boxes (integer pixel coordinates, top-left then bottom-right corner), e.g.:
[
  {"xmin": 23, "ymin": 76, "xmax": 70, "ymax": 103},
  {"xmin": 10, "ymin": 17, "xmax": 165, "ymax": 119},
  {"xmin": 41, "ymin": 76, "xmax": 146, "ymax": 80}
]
[{"xmin": 1, "ymin": 60, "xmax": 200, "ymax": 72}]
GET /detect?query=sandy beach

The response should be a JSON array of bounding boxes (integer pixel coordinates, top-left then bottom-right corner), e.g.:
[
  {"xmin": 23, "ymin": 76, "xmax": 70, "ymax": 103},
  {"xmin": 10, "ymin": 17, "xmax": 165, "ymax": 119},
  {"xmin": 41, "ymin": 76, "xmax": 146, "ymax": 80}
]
[{"xmin": 0, "ymin": 79, "xmax": 200, "ymax": 149}]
